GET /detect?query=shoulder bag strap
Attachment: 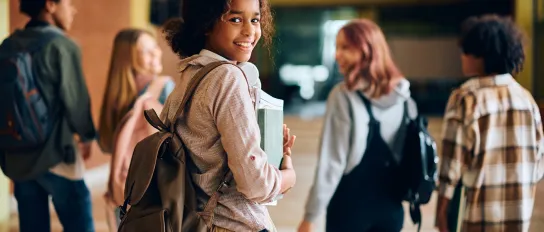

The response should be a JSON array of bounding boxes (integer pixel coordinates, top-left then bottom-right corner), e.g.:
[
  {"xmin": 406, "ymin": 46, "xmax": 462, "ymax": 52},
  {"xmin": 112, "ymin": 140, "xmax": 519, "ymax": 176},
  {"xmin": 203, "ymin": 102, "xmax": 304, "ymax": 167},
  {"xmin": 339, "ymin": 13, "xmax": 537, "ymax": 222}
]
[
  {"xmin": 168, "ymin": 61, "xmax": 239, "ymax": 222},
  {"xmin": 171, "ymin": 61, "xmax": 231, "ymax": 125},
  {"xmin": 356, "ymin": 91, "xmax": 377, "ymax": 123}
]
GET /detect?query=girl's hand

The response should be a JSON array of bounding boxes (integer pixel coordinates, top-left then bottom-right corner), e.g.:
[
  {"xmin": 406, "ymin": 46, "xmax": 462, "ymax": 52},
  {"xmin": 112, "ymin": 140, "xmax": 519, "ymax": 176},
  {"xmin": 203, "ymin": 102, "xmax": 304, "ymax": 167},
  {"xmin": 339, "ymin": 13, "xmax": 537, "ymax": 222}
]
[
  {"xmin": 280, "ymin": 124, "xmax": 296, "ymax": 193},
  {"xmin": 283, "ymin": 124, "xmax": 296, "ymax": 156}
]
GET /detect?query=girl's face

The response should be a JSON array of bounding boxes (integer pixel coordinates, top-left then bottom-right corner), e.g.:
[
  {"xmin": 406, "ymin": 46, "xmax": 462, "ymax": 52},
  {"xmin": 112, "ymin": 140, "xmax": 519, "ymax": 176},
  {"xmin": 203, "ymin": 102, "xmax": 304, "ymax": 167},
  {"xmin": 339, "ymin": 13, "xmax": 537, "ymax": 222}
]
[
  {"xmin": 205, "ymin": 0, "xmax": 262, "ymax": 62},
  {"xmin": 335, "ymin": 30, "xmax": 362, "ymax": 76},
  {"xmin": 135, "ymin": 33, "xmax": 163, "ymax": 75}
]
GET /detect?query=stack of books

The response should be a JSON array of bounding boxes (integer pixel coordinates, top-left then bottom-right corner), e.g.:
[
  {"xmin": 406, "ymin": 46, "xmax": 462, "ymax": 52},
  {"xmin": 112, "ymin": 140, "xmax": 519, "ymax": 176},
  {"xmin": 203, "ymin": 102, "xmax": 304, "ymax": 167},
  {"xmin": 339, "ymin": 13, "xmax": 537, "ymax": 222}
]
[
  {"xmin": 257, "ymin": 90, "xmax": 284, "ymax": 169},
  {"xmin": 238, "ymin": 62, "xmax": 285, "ymax": 206},
  {"xmin": 257, "ymin": 90, "xmax": 284, "ymax": 206}
]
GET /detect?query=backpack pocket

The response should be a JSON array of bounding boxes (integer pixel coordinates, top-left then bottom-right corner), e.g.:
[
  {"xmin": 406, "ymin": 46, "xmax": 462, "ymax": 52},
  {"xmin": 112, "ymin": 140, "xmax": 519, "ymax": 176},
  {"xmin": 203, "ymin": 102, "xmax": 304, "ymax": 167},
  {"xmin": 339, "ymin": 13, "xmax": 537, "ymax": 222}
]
[{"xmin": 119, "ymin": 209, "xmax": 169, "ymax": 232}]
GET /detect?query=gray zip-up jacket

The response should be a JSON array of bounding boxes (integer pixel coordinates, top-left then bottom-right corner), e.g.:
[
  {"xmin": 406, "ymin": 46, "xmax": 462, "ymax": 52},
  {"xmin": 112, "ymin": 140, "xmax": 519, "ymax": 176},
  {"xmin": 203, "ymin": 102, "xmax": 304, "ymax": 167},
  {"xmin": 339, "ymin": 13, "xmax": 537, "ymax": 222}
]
[{"xmin": 303, "ymin": 79, "xmax": 418, "ymax": 222}]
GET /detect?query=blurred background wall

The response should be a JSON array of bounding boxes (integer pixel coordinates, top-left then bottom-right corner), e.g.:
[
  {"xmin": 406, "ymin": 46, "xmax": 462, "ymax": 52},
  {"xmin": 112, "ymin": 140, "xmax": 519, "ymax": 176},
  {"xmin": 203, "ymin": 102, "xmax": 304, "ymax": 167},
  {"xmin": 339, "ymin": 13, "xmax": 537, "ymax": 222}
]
[
  {"xmin": 1, "ymin": 0, "xmax": 543, "ymax": 231},
  {"xmin": 3, "ymin": 0, "xmax": 539, "ymax": 146},
  {"xmin": 149, "ymin": 0, "xmax": 538, "ymax": 115}
]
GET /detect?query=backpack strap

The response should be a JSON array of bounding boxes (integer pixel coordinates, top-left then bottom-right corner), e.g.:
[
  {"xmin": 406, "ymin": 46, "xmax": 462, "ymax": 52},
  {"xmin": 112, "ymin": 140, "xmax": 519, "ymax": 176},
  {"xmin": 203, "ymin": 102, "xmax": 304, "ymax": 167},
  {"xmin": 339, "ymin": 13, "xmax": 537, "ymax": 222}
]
[
  {"xmin": 166, "ymin": 61, "xmax": 237, "ymax": 224},
  {"xmin": 171, "ymin": 60, "xmax": 252, "ymax": 123},
  {"xmin": 169, "ymin": 61, "xmax": 232, "ymax": 128},
  {"xmin": 198, "ymin": 171, "xmax": 234, "ymax": 225},
  {"xmin": 403, "ymin": 100, "xmax": 409, "ymax": 121},
  {"xmin": 356, "ymin": 91, "xmax": 377, "ymax": 123}
]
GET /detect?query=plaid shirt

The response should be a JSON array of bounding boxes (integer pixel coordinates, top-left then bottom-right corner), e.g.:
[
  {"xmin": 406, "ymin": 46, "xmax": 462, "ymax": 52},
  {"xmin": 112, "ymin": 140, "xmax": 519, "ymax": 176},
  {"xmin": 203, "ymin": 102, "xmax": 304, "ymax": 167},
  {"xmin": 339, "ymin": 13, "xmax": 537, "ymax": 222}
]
[{"xmin": 438, "ymin": 74, "xmax": 544, "ymax": 232}]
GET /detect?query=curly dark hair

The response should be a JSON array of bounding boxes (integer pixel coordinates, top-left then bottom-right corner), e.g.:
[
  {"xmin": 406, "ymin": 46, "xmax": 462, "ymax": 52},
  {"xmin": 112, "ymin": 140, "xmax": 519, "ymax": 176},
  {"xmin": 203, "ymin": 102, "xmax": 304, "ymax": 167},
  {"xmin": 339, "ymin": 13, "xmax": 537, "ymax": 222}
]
[
  {"xmin": 459, "ymin": 14, "xmax": 526, "ymax": 75},
  {"xmin": 163, "ymin": 0, "xmax": 274, "ymax": 58},
  {"xmin": 20, "ymin": 0, "xmax": 60, "ymax": 18}
]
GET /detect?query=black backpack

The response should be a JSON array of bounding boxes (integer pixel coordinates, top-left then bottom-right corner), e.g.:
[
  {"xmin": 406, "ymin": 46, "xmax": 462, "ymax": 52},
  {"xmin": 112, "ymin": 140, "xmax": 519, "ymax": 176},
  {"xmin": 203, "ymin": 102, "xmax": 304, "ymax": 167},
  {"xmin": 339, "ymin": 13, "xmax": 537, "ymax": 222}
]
[
  {"xmin": 356, "ymin": 92, "xmax": 438, "ymax": 231},
  {"xmin": 398, "ymin": 103, "xmax": 439, "ymax": 232}
]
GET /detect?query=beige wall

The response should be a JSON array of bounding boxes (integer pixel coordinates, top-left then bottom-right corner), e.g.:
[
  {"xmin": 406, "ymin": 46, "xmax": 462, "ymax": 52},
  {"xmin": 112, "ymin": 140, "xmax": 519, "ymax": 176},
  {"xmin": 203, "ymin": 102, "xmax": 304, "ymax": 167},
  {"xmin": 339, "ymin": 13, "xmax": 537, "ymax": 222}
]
[
  {"xmin": 388, "ymin": 36, "xmax": 464, "ymax": 80},
  {"xmin": 515, "ymin": 0, "xmax": 534, "ymax": 92}
]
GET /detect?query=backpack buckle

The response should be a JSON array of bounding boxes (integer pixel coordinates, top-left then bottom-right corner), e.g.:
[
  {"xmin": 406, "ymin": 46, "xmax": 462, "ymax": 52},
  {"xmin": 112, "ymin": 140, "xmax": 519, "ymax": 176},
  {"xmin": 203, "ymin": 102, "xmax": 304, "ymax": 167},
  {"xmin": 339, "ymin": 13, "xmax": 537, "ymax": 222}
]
[
  {"xmin": 119, "ymin": 205, "xmax": 126, "ymax": 219},
  {"xmin": 216, "ymin": 180, "xmax": 229, "ymax": 193}
]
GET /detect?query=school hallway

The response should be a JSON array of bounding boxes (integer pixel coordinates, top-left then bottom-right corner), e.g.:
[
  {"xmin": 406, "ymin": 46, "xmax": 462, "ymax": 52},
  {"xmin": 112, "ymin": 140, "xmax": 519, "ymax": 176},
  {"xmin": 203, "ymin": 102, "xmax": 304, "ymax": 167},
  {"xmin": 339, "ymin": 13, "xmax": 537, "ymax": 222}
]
[{"xmin": 7, "ymin": 102, "xmax": 544, "ymax": 232}]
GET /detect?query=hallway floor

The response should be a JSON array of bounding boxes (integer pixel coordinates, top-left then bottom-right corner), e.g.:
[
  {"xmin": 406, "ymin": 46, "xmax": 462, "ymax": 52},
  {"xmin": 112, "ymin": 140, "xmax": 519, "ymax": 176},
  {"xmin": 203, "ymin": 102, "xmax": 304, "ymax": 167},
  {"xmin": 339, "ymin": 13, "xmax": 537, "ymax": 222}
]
[{"xmin": 8, "ymin": 115, "xmax": 544, "ymax": 232}]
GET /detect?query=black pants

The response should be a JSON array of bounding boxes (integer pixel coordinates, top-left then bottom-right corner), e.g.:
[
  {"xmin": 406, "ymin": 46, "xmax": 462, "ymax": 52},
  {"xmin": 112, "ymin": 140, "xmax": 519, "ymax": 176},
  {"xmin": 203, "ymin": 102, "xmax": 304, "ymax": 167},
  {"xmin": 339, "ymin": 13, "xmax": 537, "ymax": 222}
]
[{"xmin": 326, "ymin": 198, "xmax": 404, "ymax": 232}]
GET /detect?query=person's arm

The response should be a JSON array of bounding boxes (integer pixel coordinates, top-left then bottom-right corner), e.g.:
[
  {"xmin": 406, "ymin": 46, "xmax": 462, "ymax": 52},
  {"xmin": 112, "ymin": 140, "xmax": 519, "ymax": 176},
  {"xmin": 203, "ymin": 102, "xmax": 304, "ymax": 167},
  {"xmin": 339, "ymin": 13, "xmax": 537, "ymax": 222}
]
[
  {"xmin": 303, "ymin": 86, "xmax": 351, "ymax": 223},
  {"xmin": 207, "ymin": 66, "xmax": 282, "ymax": 203},
  {"xmin": 436, "ymin": 92, "xmax": 474, "ymax": 230},
  {"xmin": 53, "ymin": 39, "xmax": 96, "ymax": 142}
]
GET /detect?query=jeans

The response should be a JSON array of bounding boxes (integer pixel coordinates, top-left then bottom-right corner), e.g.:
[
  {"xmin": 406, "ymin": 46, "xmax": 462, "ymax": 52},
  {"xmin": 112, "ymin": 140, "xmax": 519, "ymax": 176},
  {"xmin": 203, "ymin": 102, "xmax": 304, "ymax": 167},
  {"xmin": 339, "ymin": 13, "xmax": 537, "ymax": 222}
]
[{"xmin": 14, "ymin": 172, "xmax": 95, "ymax": 232}]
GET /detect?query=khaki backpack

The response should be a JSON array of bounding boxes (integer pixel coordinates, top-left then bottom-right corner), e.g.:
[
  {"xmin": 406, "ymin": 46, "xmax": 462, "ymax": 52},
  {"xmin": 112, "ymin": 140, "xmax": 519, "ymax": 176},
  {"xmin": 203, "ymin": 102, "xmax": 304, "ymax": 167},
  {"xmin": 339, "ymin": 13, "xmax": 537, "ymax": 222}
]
[
  {"xmin": 104, "ymin": 76, "xmax": 171, "ymax": 231},
  {"xmin": 106, "ymin": 76, "xmax": 171, "ymax": 207},
  {"xmin": 117, "ymin": 61, "xmax": 234, "ymax": 232}
]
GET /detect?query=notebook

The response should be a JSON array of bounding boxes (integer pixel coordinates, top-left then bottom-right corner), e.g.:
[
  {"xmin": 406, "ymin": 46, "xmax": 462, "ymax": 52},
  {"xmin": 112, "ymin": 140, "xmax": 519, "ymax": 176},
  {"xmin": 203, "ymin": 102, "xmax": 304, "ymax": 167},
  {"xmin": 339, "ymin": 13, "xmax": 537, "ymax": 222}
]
[
  {"xmin": 239, "ymin": 62, "xmax": 285, "ymax": 206},
  {"xmin": 257, "ymin": 90, "xmax": 284, "ymax": 169},
  {"xmin": 238, "ymin": 62, "xmax": 284, "ymax": 169}
]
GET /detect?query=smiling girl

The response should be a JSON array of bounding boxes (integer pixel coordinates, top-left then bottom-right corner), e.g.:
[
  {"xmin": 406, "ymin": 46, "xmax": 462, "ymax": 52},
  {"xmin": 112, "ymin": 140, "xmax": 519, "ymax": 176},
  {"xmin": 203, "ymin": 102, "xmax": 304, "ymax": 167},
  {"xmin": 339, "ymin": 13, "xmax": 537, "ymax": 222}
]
[{"xmin": 160, "ymin": 0, "xmax": 296, "ymax": 231}]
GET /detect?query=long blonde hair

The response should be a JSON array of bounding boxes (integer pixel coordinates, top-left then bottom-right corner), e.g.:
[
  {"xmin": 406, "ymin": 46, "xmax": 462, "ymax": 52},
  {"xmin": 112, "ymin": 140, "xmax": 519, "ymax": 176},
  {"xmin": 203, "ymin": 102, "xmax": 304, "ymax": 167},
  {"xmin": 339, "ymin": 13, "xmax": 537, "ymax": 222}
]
[
  {"xmin": 340, "ymin": 19, "xmax": 403, "ymax": 98},
  {"xmin": 98, "ymin": 29, "xmax": 152, "ymax": 153}
]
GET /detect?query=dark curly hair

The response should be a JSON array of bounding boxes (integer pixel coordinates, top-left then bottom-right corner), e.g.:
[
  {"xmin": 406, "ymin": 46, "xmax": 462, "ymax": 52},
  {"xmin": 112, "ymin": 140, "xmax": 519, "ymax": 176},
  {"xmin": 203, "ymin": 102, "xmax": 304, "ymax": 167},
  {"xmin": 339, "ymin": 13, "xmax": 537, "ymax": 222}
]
[
  {"xmin": 459, "ymin": 14, "xmax": 526, "ymax": 75},
  {"xmin": 163, "ymin": 0, "xmax": 274, "ymax": 58},
  {"xmin": 20, "ymin": 0, "xmax": 60, "ymax": 18}
]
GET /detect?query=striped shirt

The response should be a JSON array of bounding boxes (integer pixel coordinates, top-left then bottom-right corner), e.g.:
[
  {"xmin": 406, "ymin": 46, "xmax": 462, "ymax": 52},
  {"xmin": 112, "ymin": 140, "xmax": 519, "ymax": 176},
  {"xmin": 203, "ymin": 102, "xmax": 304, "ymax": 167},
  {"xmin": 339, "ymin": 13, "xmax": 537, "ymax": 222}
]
[
  {"xmin": 438, "ymin": 74, "xmax": 544, "ymax": 232},
  {"xmin": 160, "ymin": 50, "xmax": 281, "ymax": 231}
]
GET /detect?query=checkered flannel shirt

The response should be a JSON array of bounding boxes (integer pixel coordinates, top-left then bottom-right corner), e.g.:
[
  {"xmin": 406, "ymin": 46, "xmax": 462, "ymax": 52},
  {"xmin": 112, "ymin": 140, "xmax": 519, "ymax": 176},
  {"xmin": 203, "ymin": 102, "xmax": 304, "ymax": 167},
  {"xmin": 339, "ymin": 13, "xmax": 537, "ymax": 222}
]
[{"xmin": 438, "ymin": 74, "xmax": 544, "ymax": 232}]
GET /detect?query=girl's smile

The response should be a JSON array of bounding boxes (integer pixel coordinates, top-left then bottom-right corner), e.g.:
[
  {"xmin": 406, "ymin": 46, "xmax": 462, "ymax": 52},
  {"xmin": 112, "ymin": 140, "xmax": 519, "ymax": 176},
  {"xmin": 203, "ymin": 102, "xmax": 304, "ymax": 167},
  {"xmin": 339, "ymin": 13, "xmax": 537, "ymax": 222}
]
[{"xmin": 205, "ymin": 0, "xmax": 262, "ymax": 62}]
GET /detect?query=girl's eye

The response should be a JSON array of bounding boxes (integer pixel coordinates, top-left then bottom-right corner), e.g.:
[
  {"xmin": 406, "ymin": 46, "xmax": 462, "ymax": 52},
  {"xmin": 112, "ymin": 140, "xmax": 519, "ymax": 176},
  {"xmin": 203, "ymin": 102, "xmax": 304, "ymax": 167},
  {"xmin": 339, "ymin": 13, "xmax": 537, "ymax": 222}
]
[
  {"xmin": 251, "ymin": 18, "xmax": 260, "ymax": 23},
  {"xmin": 229, "ymin": 18, "xmax": 242, "ymax": 23}
]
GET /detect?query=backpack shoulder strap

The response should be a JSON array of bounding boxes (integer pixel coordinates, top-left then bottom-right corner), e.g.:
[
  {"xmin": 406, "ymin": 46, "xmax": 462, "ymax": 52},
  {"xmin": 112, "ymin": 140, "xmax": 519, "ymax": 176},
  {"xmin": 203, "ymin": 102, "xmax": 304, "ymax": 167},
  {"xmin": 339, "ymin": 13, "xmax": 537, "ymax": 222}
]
[
  {"xmin": 404, "ymin": 98, "xmax": 419, "ymax": 120},
  {"xmin": 198, "ymin": 171, "xmax": 233, "ymax": 226},
  {"xmin": 170, "ymin": 61, "xmax": 231, "ymax": 127},
  {"xmin": 169, "ymin": 61, "xmax": 240, "ymax": 222},
  {"xmin": 356, "ymin": 91, "xmax": 377, "ymax": 122}
]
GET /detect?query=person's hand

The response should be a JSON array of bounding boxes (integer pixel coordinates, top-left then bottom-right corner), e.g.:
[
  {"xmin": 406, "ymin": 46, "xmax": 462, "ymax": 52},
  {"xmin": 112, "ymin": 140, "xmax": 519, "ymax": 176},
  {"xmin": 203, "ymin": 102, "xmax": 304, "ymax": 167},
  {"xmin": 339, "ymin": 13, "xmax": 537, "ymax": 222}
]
[
  {"xmin": 78, "ymin": 141, "xmax": 92, "ymax": 161},
  {"xmin": 280, "ymin": 152, "xmax": 293, "ymax": 170},
  {"xmin": 281, "ymin": 124, "xmax": 296, "ymax": 171},
  {"xmin": 283, "ymin": 124, "xmax": 296, "ymax": 156},
  {"xmin": 280, "ymin": 124, "xmax": 296, "ymax": 193},
  {"xmin": 297, "ymin": 220, "xmax": 314, "ymax": 232}
]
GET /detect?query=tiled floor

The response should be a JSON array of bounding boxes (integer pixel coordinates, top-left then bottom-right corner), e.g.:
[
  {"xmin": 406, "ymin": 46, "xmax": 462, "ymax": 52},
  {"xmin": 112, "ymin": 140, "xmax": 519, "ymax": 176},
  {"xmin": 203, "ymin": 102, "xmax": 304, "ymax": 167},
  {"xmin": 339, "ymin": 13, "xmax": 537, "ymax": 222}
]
[{"xmin": 7, "ymin": 114, "xmax": 544, "ymax": 231}]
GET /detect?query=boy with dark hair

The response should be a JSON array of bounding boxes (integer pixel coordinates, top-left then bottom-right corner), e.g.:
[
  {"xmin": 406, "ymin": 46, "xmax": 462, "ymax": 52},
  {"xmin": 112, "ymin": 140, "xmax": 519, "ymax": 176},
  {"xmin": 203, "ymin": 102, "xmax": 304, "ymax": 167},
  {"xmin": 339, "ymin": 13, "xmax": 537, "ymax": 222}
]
[
  {"xmin": 435, "ymin": 14, "xmax": 544, "ymax": 232},
  {"xmin": 0, "ymin": 0, "xmax": 96, "ymax": 231}
]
